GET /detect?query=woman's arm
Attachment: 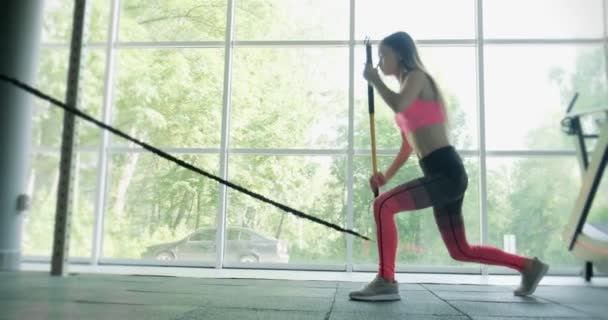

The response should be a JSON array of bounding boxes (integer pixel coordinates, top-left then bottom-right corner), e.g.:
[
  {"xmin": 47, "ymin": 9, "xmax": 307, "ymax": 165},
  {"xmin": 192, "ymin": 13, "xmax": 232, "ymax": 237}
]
[
  {"xmin": 364, "ymin": 67, "xmax": 427, "ymax": 113},
  {"xmin": 384, "ymin": 132, "xmax": 413, "ymax": 182}
]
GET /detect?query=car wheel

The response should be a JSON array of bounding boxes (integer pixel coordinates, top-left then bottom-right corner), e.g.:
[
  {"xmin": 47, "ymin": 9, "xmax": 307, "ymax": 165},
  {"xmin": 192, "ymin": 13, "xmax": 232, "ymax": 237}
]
[
  {"xmin": 239, "ymin": 254, "xmax": 259, "ymax": 263},
  {"xmin": 155, "ymin": 251, "xmax": 175, "ymax": 261}
]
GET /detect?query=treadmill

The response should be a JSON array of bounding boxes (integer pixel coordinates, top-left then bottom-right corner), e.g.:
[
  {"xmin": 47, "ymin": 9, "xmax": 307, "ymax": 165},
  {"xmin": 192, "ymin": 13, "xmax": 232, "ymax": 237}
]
[{"xmin": 561, "ymin": 93, "xmax": 608, "ymax": 281}]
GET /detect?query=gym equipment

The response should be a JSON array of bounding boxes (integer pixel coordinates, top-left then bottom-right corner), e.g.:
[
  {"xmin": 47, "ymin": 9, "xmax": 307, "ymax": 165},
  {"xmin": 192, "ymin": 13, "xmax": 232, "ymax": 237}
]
[{"xmin": 561, "ymin": 93, "xmax": 608, "ymax": 281}]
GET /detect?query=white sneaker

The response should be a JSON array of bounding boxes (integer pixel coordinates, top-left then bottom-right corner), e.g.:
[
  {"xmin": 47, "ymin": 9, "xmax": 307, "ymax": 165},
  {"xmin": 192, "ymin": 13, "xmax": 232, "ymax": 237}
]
[
  {"xmin": 514, "ymin": 257, "xmax": 549, "ymax": 296},
  {"xmin": 349, "ymin": 275, "xmax": 401, "ymax": 301}
]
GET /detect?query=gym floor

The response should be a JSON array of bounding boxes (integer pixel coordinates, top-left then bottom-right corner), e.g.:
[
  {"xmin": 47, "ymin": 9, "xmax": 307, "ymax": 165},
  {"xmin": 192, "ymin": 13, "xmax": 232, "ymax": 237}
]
[{"xmin": 1, "ymin": 269, "xmax": 607, "ymax": 320}]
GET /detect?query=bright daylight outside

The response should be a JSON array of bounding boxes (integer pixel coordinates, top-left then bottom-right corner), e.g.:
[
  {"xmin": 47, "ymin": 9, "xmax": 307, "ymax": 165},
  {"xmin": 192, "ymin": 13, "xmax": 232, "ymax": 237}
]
[{"xmin": 23, "ymin": 0, "xmax": 607, "ymax": 276}]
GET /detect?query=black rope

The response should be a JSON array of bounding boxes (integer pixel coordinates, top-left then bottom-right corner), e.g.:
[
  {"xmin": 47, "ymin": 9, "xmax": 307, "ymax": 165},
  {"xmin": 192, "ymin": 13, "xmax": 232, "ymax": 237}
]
[{"xmin": 0, "ymin": 74, "xmax": 370, "ymax": 241}]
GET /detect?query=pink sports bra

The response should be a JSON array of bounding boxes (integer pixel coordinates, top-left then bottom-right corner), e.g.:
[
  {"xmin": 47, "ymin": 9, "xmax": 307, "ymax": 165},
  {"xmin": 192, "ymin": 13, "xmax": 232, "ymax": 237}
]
[{"xmin": 394, "ymin": 99, "xmax": 446, "ymax": 134}]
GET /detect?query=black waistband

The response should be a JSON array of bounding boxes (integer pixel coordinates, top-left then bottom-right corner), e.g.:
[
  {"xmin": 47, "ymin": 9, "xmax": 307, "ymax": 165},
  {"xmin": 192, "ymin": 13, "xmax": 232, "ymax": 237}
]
[{"xmin": 418, "ymin": 145, "xmax": 465, "ymax": 177}]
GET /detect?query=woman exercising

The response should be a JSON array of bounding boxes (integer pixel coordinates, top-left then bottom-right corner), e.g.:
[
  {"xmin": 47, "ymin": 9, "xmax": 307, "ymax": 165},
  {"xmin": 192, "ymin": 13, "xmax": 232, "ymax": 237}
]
[{"xmin": 349, "ymin": 31, "xmax": 549, "ymax": 301}]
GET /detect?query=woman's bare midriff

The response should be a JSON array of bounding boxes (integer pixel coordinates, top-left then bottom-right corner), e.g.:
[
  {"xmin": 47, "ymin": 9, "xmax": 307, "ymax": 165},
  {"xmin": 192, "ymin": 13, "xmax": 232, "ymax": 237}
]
[
  {"xmin": 402, "ymin": 72, "xmax": 451, "ymax": 159},
  {"xmin": 406, "ymin": 123, "xmax": 451, "ymax": 159}
]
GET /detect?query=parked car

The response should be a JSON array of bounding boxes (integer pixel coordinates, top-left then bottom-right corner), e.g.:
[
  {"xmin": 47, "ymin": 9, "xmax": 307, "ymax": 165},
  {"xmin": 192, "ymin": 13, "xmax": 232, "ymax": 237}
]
[{"xmin": 141, "ymin": 227, "xmax": 289, "ymax": 263}]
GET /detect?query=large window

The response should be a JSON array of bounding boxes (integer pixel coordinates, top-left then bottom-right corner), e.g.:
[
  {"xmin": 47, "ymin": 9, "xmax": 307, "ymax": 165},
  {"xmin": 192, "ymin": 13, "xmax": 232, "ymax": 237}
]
[
  {"xmin": 483, "ymin": 0, "xmax": 604, "ymax": 39},
  {"xmin": 486, "ymin": 157, "xmax": 582, "ymax": 270},
  {"xmin": 119, "ymin": 0, "xmax": 228, "ymax": 41},
  {"xmin": 113, "ymin": 48, "xmax": 225, "ymax": 148},
  {"xmin": 235, "ymin": 0, "xmax": 349, "ymax": 40},
  {"xmin": 25, "ymin": 0, "xmax": 608, "ymax": 274},
  {"xmin": 231, "ymin": 48, "xmax": 349, "ymax": 149},
  {"xmin": 226, "ymin": 155, "xmax": 346, "ymax": 265},
  {"xmin": 23, "ymin": 152, "xmax": 98, "ymax": 259},
  {"xmin": 484, "ymin": 45, "xmax": 606, "ymax": 151},
  {"xmin": 104, "ymin": 153, "xmax": 219, "ymax": 262},
  {"xmin": 355, "ymin": 0, "xmax": 475, "ymax": 40},
  {"xmin": 24, "ymin": 0, "xmax": 109, "ymax": 260}
]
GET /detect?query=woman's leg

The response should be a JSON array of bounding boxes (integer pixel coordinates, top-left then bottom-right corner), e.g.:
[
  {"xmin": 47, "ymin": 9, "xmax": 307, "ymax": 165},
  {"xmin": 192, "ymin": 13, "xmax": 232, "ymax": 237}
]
[
  {"xmin": 433, "ymin": 198, "xmax": 528, "ymax": 272},
  {"xmin": 349, "ymin": 176, "xmax": 442, "ymax": 301},
  {"xmin": 374, "ymin": 176, "xmax": 447, "ymax": 280}
]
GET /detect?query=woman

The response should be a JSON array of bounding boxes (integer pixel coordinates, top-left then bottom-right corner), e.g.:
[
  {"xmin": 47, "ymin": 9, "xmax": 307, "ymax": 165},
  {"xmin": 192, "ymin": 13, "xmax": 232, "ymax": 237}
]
[{"xmin": 349, "ymin": 31, "xmax": 549, "ymax": 301}]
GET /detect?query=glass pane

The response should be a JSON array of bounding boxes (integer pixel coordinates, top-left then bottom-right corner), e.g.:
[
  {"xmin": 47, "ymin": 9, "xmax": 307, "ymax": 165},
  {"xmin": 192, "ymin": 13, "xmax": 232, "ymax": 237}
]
[
  {"xmin": 226, "ymin": 155, "xmax": 347, "ymax": 265},
  {"xmin": 113, "ymin": 49, "xmax": 224, "ymax": 148},
  {"xmin": 353, "ymin": 155, "xmax": 480, "ymax": 267},
  {"xmin": 33, "ymin": 48, "xmax": 68, "ymax": 148},
  {"xmin": 484, "ymin": 45, "xmax": 607, "ymax": 150},
  {"xmin": 104, "ymin": 153, "xmax": 219, "ymax": 262},
  {"xmin": 41, "ymin": 0, "xmax": 109, "ymax": 43},
  {"xmin": 487, "ymin": 157, "xmax": 581, "ymax": 269},
  {"xmin": 89, "ymin": 0, "xmax": 110, "ymax": 43},
  {"xmin": 235, "ymin": 0, "xmax": 349, "ymax": 40},
  {"xmin": 227, "ymin": 229, "xmax": 240, "ymax": 241},
  {"xmin": 119, "ymin": 0, "xmax": 227, "ymax": 41},
  {"xmin": 484, "ymin": 0, "xmax": 603, "ymax": 39},
  {"xmin": 354, "ymin": 46, "xmax": 478, "ymax": 150},
  {"xmin": 33, "ymin": 48, "xmax": 106, "ymax": 148},
  {"xmin": 42, "ymin": 0, "xmax": 74, "ymax": 43},
  {"xmin": 356, "ymin": 0, "xmax": 475, "ymax": 40},
  {"xmin": 78, "ymin": 50, "xmax": 106, "ymax": 147},
  {"xmin": 22, "ymin": 152, "xmax": 98, "ymax": 258},
  {"xmin": 231, "ymin": 48, "xmax": 349, "ymax": 149}
]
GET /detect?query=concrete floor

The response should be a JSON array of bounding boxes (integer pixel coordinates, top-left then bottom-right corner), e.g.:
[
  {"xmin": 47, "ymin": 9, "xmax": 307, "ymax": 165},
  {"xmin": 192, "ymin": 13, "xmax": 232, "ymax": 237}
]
[{"xmin": 1, "ymin": 271, "xmax": 607, "ymax": 320}]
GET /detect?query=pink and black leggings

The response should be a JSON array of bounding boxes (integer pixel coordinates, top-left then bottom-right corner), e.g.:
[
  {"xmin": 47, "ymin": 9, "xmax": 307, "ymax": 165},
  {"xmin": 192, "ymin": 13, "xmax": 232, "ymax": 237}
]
[{"xmin": 374, "ymin": 145, "xmax": 528, "ymax": 280}]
